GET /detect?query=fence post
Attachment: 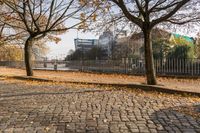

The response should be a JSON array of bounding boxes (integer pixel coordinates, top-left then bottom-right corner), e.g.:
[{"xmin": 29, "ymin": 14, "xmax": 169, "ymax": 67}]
[
  {"xmin": 191, "ymin": 59, "xmax": 193, "ymax": 76},
  {"xmin": 198, "ymin": 59, "xmax": 200, "ymax": 75},
  {"xmin": 44, "ymin": 61, "xmax": 47, "ymax": 68},
  {"xmin": 54, "ymin": 61, "xmax": 57, "ymax": 70}
]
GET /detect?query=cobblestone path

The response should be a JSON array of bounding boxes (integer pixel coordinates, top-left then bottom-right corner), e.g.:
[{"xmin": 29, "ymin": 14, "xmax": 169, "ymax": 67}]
[{"xmin": 0, "ymin": 79, "xmax": 199, "ymax": 133}]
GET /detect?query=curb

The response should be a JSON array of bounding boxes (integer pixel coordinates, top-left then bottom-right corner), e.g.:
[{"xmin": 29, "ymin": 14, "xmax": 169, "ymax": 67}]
[
  {"xmin": 1, "ymin": 75, "xmax": 200, "ymax": 97},
  {"xmin": 34, "ymin": 68, "xmax": 200, "ymax": 80}
]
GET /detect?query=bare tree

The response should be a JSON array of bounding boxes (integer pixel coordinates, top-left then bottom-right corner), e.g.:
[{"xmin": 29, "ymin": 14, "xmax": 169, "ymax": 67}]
[
  {"xmin": 0, "ymin": 1, "xmax": 7, "ymax": 44},
  {"xmin": 1, "ymin": 0, "xmax": 98, "ymax": 76},
  {"xmin": 94, "ymin": 0, "xmax": 200, "ymax": 85}
]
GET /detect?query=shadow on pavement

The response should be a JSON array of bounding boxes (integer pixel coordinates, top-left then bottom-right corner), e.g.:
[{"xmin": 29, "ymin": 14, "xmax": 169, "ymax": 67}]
[
  {"xmin": 0, "ymin": 89, "xmax": 111, "ymax": 98},
  {"xmin": 150, "ymin": 104, "xmax": 200, "ymax": 133}
]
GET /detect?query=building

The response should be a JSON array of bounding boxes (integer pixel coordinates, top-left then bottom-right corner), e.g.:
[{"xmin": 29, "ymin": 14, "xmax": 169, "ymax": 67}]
[
  {"xmin": 98, "ymin": 30, "xmax": 114, "ymax": 58},
  {"xmin": 116, "ymin": 28, "xmax": 195, "ymax": 59},
  {"xmin": 128, "ymin": 28, "xmax": 171, "ymax": 59},
  {"xmin": 74, "ymin": 38, "xmax": 98, "ymax": 53},
  {"xmin": 74, "ymin": 28, "xmax": 195, "ymax": 60},
  {"xmin": 169, "ymin": 33, "xmax": 195, "ymax": 46},
  {"xmin": 74, "ymin": 31, "xmax": 114, "ymax": 58}
]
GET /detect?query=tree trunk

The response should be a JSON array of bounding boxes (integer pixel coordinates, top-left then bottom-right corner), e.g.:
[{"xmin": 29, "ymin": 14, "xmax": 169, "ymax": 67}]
[
  {"xmin": 143, "ymin": 29, "xmax": 157, "ymax": 85},
  {"xmin": 24, "ymin": 37, "xmax": 33, "ymax": 76}
]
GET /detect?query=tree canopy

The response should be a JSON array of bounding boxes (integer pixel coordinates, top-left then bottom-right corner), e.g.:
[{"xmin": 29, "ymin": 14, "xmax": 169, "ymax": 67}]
[
  {"xmin": 87, "ymin": 0, "xmax": 200, "ymax": 85},
  {"xmin": 0, "ymin": 0, "xmax": 99, "ymax": 76}
]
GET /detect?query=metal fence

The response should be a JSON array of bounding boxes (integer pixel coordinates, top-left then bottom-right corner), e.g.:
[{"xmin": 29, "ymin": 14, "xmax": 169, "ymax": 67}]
[
  {"xmin": 1, "ymin": 58, "xmax": 200, "ymax": 76},
  {"xmin": 0, "ymin": 61, "xmax": 25, "ymax": 68},
  {"xmin": 65, "ymin": 58, "xmax": 200, "ymax": 76}
]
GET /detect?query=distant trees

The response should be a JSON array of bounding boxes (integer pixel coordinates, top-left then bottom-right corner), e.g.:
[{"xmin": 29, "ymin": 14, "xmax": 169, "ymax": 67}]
[
  {"xmin": 167, "ymin": 45, "xmax": 194, "ymax": 59},
  {"xmin": 0, "ymin": 45, "xmax": 23, "ymax": 61},
  {"xmin": 86, "ymin": 46, "xmax": 107, "ymax": 60},
  {"xmin": 112, "ymin": 43, "xmax": 132, "ymax": 59},
  {"xmin": 150, "ymin": 38, "xmax": 195, "ymax": 59},
  {"xmin": 66, "ymin": 49, "xmax": 83, "ymax": 61},
  {"xmin": 167, "ymin": 36, "xmax": 195, "ymax": 59},
  {"xmin": 66, "ymin": 46, "xmax": 107, "ymax": 61},
  {"xmin": 32, "ymin": 42, "xmax": 50, "ymax": 60}
]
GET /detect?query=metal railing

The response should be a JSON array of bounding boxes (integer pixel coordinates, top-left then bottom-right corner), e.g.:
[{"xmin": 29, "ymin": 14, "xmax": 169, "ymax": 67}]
[
  {"xmin": 0, "ymin": 61, "xmax": 25, "ymax": 68},
  {"xmin": 1, "ymin": 58, "xmax": 200, "ymax": 76},
  {"xmin": 65, "ymin": 58, "xmax": 200, "ymax": 76}
]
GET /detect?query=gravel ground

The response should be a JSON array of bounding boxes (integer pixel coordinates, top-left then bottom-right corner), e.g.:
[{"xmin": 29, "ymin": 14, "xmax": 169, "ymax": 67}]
[{"xmin": 0, "ymin": 79, "xmax": 200, "ymax": 133}]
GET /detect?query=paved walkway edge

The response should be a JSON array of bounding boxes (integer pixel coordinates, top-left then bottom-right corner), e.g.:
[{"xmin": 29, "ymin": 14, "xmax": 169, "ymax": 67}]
[{"xmin": 0, "ymin": 75, "xmax": 200, "ymax": 97}]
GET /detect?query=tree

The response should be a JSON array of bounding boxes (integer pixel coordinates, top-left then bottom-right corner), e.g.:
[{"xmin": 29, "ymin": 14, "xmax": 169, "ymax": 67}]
[
  {"xmin": 1, "ymin": 0, "xmax": 98, "ymax": 76},
  {"xmin": 0, "ymin": 44, "xmax": 23, "ymax": 61},
  {"xmin": 112, "ymin": 42, "xmax": 132, "ymax": 59},
  {"xmin": 152, "ymin": 40, "xmax": 168, "ymax": 59},
  {"xmin": 195, "ymin": 33, "xmax": 200, "ymax": 58},
  {"xmin": 167, "ymin": 45, "xmax": 194, "ymax": 59},
  {"xmin": 95, "ymin": 0, "xmax": 200, "ymax": 85},
  {"xmin": 66, "ymin": 46, "xmax": 107, "ymax": 61},
  {"xmin": 86, "ymin": 46, "xmax": 107, "ymax": 60},
  {"xmin": 32, "ymin": 41, "xmax": 50, "ymax": 61},
  {"xmin": 66, "ymin": 49, "xmax": 83, "ymax": 60},
  {"xmin": 140, "ymin": 39, "xmax": 171, "ymax": 60},
  {"xmin": 0, "ymin": 1, "xmax": 9, "ymax": 45}
]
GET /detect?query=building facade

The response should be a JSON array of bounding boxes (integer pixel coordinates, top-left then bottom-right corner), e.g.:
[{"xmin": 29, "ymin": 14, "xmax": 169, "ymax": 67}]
[
  {"xmin": 74, "ymin": 31, "xmax": 114, "ymax": 59},
  {"xmin": 74, "ymin": 38, "xmax": 98, "ymax": 53},
  {"xmin": 98, "ymin": 30, "xmax": 114, "ymax": 58}
]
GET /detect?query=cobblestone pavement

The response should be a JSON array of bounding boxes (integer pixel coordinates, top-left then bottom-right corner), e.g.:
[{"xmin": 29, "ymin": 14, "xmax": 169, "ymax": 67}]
[{"xmin": 0, "ymin": 79, "xmax": 200, "ymax": 133}]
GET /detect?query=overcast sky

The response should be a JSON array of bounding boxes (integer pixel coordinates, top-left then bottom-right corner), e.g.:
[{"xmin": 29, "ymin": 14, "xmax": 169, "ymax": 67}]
[{"xmin": 46, "ymin": 29, "xmax": 98, "ymax": 60}]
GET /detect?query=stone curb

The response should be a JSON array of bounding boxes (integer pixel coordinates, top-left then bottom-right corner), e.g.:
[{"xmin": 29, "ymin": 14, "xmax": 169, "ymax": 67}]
[
  {"xmin": 0, "ymin": 89, "xmax": 112, "ymax": 98},
  {"xmin": 34, "ymin": 69, "xmax": 200, "ymax": 80},
  {"xmin": 0, "ymin": 75, "xmax": 200, "ymax": 97}
]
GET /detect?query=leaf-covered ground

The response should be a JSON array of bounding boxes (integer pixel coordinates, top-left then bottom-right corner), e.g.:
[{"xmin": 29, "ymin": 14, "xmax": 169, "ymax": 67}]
[{"xmin": 0, "ymin": 67, "xmax": 200, "ymax": 93}]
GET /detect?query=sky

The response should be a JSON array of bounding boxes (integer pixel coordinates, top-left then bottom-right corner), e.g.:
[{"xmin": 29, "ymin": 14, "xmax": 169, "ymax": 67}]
[{"xmin": 46, "ymin": 29, "xmax": 98, "ymax": 60}]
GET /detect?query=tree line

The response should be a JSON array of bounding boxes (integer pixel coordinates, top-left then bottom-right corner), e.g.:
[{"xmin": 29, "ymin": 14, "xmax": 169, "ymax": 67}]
[{"xmin": 66, "ymin": 46, "xmax": 108, "ymax": 60}]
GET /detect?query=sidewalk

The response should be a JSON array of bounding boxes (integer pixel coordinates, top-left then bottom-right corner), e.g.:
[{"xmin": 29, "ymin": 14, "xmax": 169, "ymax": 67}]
[
  {"xmin": 0, "ymin": 67, "xmax": 200, "ymax": 95},
  {"xmin": 0, "ymin": 76, "xmax": 199, "ymax": 133}
]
